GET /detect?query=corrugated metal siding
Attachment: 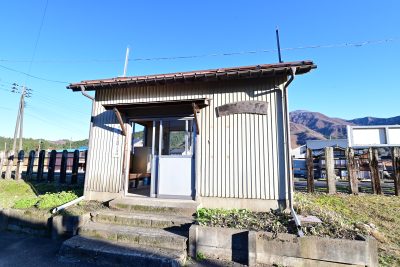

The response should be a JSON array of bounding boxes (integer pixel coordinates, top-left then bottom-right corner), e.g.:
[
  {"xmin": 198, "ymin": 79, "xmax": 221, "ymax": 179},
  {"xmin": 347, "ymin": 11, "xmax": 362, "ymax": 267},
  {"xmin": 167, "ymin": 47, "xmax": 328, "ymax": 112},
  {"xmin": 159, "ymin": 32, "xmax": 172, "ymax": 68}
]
[{"xmin": 86, "ymin": 77, "xmax": 288, "ymax": 200}]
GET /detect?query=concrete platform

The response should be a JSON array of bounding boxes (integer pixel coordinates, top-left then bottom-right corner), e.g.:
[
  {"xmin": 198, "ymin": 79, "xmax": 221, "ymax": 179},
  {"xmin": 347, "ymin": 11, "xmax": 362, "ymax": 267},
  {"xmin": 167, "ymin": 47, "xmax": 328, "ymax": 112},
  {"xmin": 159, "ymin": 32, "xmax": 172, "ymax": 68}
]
[
  {"xmin": 109, "ymin": 197, "xmax": 199, "ymax": 217},
  {"xmin": 60, "ymin": 235, "xmax": 185, "ymax": 267},
  {"xmin": 79, "ymin": 221, "xmax": 188, "ymax": 250},
  {"xmin": 92, "ymin": 210, "xmax": 193, "ymax": 230}
]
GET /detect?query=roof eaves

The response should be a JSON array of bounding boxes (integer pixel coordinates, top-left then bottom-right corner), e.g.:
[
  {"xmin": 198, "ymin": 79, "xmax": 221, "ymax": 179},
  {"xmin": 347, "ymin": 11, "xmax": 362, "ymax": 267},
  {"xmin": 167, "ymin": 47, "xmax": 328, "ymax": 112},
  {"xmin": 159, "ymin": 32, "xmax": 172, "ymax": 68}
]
[{"xmin": 68, "ymin": 60, "xmax": 316, "ymax": 91}]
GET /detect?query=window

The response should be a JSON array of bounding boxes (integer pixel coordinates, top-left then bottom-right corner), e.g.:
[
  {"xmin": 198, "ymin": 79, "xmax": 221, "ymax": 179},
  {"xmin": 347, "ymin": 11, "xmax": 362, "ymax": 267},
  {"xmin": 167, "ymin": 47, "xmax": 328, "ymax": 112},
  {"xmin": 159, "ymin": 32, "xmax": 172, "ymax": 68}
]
[{"xmin": 161, "ymin": 119, "xmax": 193, "ymax": 156}]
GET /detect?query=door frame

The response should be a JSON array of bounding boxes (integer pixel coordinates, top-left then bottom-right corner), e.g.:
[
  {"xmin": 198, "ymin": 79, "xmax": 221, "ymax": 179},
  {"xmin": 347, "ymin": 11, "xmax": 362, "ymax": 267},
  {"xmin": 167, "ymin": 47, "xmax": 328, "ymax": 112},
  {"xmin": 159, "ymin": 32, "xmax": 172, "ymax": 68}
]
[{"xmin": 124, "ymin": 116, "xmax": 195, "ymax": 199}]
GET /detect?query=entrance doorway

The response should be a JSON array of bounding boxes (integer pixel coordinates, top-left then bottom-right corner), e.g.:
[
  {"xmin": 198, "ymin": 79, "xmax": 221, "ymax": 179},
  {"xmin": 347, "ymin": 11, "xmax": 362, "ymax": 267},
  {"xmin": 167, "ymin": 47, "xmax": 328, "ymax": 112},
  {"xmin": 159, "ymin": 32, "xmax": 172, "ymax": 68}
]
[{"xmin": 127, "ymin": 117, "xmax": 196, "ymax": 199}]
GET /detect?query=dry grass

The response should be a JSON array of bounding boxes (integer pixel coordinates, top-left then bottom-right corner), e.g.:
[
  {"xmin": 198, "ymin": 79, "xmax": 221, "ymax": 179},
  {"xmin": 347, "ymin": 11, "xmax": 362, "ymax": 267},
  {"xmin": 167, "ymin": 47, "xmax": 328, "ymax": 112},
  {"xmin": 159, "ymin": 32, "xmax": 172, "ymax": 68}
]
[
  {"xmin": 294, "ymin": 192, "xmax": 400, "ymax": 267},
  {"xmin": 59, "ymin": 200, "xmax": 107, "ymax": 216}
]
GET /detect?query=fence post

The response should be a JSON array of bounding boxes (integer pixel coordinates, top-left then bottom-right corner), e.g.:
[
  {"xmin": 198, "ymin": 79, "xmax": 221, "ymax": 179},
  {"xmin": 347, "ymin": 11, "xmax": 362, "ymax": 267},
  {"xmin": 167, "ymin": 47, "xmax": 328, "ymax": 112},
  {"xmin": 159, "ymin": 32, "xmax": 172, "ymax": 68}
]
[
  {"xmin": 15, "ymin": 150, "xmax": 25, "ymax": 180},
  {"xmin": 368, "ymin": 148, "xmax": 382, "ymax": 195},
  {"xmin": 37, "ymin": 150, "xmax": 45, "ymax": 181},
  {"xmin": 48, "ymin": 150, "xmax": 56, "ymax": 182},
  {"xmin": 325, "ymin": 147, "xmax": 336, "ymax": 194},
  {"xmin": 25, "ymin": 150, "xmax": 35, "ymax": 180},
  {"xmin": 392, "ymin": 147, "xmax": 400, "ymax": 196},
  {"xmin": 0, "ymin": 151, "xmax": 7, "ymax": 178},
  {"xmin": 60, "ymin": 150, "xmax": 68, "ymax": 183},
  {"xmin": 306, "ymin": 148, "xmax": 315, "ymax": 193},
  {"xmin": 346, "ymin": 148, "xmax": 359, "ymax": 194},
  {"xmin": 71, "ymin": 150, "xmax": 79, "ymax": 184},
  {"xmin": 5, "ymin": 151, "xmax": 15, "ymax": 179}
]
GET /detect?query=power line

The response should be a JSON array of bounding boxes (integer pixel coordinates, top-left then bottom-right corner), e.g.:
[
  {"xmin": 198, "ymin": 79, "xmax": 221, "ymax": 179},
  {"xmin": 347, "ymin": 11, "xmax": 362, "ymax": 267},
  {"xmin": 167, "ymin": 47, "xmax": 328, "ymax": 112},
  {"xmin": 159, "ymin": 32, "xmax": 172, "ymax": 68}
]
[
  {"xmin": 0, "ymin": 37, "xmax": 397, "ymax": 64},
  {"xmin": 25, "ymin": 112, "xmax": 86, "ymax": 136},
  {"xmin": 0, "ymin": 37, "xmax": 397, "ymax": 84},
  {"xmin": 0, "ymin": 78, "xmax": 89, "ymax": 116},
  {"xmin": 26, "ymin": 0, "xmax": 49, "ymax": 78},
  {"xmin": 0, "ymin": 64, "xmax": 68, "ymax": 84}
]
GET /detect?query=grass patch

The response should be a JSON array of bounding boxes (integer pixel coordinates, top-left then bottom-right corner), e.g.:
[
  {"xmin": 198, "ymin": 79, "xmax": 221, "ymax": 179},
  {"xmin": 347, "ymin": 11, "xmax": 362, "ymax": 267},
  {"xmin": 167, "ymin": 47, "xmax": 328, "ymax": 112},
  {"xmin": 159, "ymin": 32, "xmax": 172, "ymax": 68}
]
[
  {"xmin": 36, "ymin": 191, "xmax": 78, "ymax": 210},
  {"xmin": 0, "ymin": 179, "xmax": 36, "ymax": 208},
  {"xmin": 196, "ymin": 208, "xmax": 296, "ymax": 234},
  {"xmin": 294, "ymin": 192, "xmax": 400, "ymax": 267},
  {"xmin": 0, "ymin": 179, "xmax": 83, "ymax": 213},
  {"xmin": 13, "ymin": 198, "xmax": 38, "ymax": 209}
]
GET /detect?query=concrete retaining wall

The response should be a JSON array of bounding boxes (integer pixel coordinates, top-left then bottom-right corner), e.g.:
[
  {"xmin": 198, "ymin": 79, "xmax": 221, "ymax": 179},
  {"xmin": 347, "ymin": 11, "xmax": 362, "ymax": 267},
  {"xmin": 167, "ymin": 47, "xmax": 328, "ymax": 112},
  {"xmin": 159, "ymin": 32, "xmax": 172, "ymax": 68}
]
[
  {"xmin": 52, "ymin": 213, "xmax": 90, "ymax": 240},
  {"xmin": 189, "ymin": 225, "xmax": 378, "ymax": 267},
  {"xmin": 0, "ymin": 208, "xmax": 89, "ymax": 240},
  {"xmin": 252, "ymin": 231, "xmax": 378, "ymax": 267},
  {"xmin": 0, "ymin": 208, "xmax": 52, "ymax": 236},
  {"xmin": 189, "ymin": 225, "xmax": 249, "ymax": 264}
]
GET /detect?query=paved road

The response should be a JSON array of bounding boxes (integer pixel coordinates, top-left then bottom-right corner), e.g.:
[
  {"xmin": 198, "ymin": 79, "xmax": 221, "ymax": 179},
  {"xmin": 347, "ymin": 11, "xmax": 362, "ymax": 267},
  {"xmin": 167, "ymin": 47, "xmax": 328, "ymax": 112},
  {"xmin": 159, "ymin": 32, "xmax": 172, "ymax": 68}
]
[{"xmin": 0, "ymin": 231, "xmax": 95, "ymax": 267}]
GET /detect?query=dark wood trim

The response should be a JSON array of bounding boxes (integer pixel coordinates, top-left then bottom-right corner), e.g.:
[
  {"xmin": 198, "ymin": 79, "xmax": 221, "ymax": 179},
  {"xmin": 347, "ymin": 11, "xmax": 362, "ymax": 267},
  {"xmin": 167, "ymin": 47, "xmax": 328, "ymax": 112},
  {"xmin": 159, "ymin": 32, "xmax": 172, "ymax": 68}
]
[{"xmin": 113, "ymin": 107, "xmax": 127, "ymax": 136}]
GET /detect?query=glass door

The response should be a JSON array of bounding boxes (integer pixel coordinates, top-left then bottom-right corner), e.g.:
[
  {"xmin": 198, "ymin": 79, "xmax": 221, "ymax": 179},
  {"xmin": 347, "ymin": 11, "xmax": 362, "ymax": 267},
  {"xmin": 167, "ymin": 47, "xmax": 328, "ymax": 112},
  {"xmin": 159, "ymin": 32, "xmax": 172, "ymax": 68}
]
[{"xmin": 151, "ymin": 118, "xmax": 196, "ymax": 199}]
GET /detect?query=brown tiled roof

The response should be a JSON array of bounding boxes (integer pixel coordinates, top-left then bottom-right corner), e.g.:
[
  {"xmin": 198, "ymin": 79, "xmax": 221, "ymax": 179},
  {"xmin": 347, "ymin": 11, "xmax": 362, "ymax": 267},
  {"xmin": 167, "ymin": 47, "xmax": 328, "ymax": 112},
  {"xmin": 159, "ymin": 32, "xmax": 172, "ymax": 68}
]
[{"xmin": 67, "ymin": 60, "xmax": 316, "ymax": 91}]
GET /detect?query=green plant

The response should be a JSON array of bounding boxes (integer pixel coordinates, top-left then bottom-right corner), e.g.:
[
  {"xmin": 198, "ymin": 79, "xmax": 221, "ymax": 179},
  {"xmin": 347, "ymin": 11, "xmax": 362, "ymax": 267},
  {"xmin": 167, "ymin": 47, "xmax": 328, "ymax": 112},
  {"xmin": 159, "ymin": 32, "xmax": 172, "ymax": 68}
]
[
  {"xmin": 36, "ymin": 191, "xmax": 78, "ymax": 210},
  {"xmin": 12, "ymin": 198, "xmax": 38, "ymax": 209},
  {"xmin": 196, "ymin": 252, "xmax": 206, "ymax": 261}
]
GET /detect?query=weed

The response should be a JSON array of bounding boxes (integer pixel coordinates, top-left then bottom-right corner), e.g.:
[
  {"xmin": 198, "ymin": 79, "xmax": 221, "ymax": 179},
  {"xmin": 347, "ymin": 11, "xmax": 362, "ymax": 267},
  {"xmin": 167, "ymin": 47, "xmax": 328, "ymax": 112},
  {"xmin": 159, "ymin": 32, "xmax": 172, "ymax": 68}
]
[
  {"xmin": 196, "ymin": 208, "xmax": 296, "ymax": 234},
  {"xmin": 196, "ymin": 252, "xmax": 206, "ymax": 261}
]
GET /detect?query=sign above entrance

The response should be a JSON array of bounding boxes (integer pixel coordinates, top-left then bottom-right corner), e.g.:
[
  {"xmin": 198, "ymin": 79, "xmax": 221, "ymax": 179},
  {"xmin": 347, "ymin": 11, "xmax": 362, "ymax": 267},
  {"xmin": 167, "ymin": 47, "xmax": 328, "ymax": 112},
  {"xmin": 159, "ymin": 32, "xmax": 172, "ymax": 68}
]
[{"xmin": 216, "ymin": 101, "xmax": 269, "ymax": 117}]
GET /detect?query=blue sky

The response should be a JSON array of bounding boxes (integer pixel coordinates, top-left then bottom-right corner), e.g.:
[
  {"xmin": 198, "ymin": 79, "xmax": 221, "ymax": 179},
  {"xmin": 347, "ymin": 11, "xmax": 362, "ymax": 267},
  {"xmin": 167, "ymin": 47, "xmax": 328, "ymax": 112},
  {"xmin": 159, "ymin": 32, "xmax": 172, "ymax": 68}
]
[{"xmin": 0, "ymin": 1, "xmax": 399, "ymax": 141}]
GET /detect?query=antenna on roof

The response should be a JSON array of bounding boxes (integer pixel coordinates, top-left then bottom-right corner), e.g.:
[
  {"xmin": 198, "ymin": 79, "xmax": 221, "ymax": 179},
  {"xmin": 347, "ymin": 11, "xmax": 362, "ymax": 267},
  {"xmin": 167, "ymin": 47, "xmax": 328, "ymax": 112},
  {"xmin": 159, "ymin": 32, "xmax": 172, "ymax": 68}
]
[
  {"xmin": 123, "ymin": 46, "xmax": 130, "ymax": 77},
  {"xmin": 275, "ymin": 27, "xmax": 283, "ymax": 63}
]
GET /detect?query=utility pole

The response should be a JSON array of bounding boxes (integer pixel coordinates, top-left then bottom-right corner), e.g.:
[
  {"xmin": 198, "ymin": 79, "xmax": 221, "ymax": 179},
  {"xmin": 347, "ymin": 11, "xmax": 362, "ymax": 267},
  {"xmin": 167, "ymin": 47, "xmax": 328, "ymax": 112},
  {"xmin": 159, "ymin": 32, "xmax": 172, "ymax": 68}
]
[
  {"xmin": 18, "ymin": 87, "xmax": 25, "ymax": 151},
  {"xmin": 38, "ymin": 139, "xmax": 42, "ymax": 151},
  {"xmin": 123, "ymin": 46, "xmax": 130, "ymax": 77},
  {"xmin": 5, "ymin": 86, "xmax": 25, "ymax": 179},
  {"xmin": 69, "ymin": 137, "xmax": 72, "ymax": 149}
]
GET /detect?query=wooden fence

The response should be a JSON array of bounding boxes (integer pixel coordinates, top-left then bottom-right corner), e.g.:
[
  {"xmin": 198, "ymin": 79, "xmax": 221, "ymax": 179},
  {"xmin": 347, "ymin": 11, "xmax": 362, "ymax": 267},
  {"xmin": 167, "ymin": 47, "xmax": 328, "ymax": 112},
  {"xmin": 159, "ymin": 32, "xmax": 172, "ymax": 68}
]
[
  {"xmin": 0, "ymin": 149, "xmax": 87, "ymax": 184},
  {"xmin": 294, "ymin": 147, "xmax": 400, "ymax": 196}
]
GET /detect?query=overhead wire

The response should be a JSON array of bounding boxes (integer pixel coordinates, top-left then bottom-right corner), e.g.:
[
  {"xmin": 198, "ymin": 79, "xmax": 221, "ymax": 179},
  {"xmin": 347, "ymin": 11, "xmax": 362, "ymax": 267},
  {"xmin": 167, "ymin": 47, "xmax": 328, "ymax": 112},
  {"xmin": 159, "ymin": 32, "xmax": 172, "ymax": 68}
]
[
  {"xmin": 0, "ymin": 79, "xmax": 89, "ymax": 117},
  {"xmin": 25, "ymin": 111, "xmax": 85, "ymax": 136},
  {"xmin": 25, "ymin": 0, "xmax": 49, "ymax": 84},
  {"xmin": 0, "ymin": 37, "xmax": 397, "ymax": 64},
  {"xmin": 0, "ymin": 37, "xmax": 398, "ymax": 84}
]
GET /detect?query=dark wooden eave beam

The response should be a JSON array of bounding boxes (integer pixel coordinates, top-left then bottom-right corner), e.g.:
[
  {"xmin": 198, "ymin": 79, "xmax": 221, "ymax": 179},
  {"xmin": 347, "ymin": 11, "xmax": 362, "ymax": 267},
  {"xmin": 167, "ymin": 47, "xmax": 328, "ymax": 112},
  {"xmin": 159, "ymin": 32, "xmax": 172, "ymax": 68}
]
[
  {"xmin": 192, "ymin": 103, "xmax": 200, "ymax": 135},
  {"xmin": 113, "ymin": 107, "xmax": 127, "ymax": 136}
]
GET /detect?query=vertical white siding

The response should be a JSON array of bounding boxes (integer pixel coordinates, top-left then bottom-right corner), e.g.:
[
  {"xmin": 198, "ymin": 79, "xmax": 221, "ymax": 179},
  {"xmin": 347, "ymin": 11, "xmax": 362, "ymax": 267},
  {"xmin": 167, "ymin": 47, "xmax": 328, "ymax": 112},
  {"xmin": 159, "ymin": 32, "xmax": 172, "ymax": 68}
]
[{"xmin": 86, "ymin": 78, "xmax": 288, "ymax": 200}]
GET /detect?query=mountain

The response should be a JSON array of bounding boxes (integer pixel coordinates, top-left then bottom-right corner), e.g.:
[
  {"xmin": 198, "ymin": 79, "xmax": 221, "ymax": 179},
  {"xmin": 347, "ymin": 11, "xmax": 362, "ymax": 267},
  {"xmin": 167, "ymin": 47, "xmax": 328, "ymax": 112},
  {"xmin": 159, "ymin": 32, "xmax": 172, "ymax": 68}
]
[
  {"xmin": 0, "ymin": 137, "xmax": 88, "ymax": 152},
  {"xmin": 290, "ymin": 111, "xmax": 400, "ymax": 148},
  {"xmin": 348, "ymin": 116, "xmax": 400, "ymax": 126},
  {"xmin": 290, "ymin": 122, "xmax": 326, "ymax": 148}
]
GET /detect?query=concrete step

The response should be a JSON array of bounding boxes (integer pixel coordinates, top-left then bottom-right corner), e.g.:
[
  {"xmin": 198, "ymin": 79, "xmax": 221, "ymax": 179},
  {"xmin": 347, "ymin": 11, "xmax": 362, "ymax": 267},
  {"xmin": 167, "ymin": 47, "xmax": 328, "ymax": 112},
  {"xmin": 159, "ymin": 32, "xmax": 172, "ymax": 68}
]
[
  {"xmin": 79, "ymin": 222, "xmax": 188, "ymax": 251},
  {"xmin": 109, "ymin": 198, "xmax": 199, "ymax": 217},
  {"xmin": 59, "ymin": 235, "xmax": 185, "ymax": 267},
  {"xmin": 91, "ymin": 210, "xmax": 193, "ymax": 231}
]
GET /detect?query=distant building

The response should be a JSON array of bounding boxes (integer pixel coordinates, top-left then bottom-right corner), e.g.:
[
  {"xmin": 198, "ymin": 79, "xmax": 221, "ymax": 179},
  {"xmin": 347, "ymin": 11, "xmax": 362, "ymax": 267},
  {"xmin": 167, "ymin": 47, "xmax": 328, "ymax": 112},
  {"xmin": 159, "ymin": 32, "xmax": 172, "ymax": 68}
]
[
  {"xmin": 292, "ymin": 139, "xmax": 348, "ymax": 178},
  {"xmin": 306, "ymin": 139, "xmax": 348, "ymax": 150}
]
